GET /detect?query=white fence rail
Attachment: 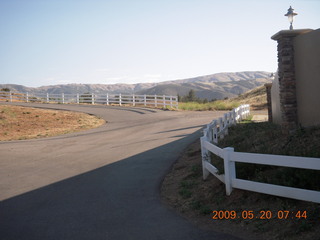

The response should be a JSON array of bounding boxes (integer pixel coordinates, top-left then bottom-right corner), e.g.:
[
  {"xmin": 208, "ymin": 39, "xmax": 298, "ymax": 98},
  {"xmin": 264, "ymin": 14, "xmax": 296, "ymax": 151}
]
[
  {"xmin": 0, "ymin": 91, "xmax": 178, "ymax": 109},
  {"xmin": 201, "ymin": 104, "xmax": 320, "ymax": 203}
]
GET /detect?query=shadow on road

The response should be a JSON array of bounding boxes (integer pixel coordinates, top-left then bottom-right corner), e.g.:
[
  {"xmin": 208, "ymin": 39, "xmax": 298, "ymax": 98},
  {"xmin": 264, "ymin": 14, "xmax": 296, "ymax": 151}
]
[
  {"xmin": 0, "ymin": 129, "xmax": 240, "ymax": 240},
  {"xmin": 155, "ymin": 125, "xmax": 205, "ymax": 134}
]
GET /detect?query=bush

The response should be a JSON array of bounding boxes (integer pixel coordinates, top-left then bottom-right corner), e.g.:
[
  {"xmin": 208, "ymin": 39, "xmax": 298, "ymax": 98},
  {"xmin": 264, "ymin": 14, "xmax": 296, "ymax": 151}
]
[
  {"xmin": 210, "ymin": 121, "xmax": 320, "ymax": 191},
  {"xmin": 0, "ymin": 88, "xmax": 10, "ymax": 92}
]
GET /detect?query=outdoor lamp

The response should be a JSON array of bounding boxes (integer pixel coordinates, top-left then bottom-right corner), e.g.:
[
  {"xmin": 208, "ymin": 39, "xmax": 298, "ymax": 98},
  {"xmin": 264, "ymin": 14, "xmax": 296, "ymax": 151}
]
[{"xmin": 285, "ymin": 6, "xmax": 298, "ymax": 30}]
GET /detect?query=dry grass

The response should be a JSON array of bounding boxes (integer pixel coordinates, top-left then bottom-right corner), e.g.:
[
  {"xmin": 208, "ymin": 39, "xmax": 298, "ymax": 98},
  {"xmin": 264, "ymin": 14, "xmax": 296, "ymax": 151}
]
[
  {"xmin": 178, "ymin": 101, "xmax": 240, "ymax": 111},
  {"xmin": 227, "ymin": 85, "xmax": 267, "ymax": 110},
  {"xmin": 178, "ymin": 85, "xmax": 268, "ymax": 111},
  {"xmin": 0, "ymin": 105, "xmax": 105, "ymax": 141}
]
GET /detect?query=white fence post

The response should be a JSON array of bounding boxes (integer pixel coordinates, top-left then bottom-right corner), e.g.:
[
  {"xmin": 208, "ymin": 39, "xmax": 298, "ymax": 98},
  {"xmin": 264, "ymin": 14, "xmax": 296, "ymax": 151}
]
[
  {"xmin": 170, "ymin": 96, "xmax": 173, "ymax": 108},
  {"xmin": 201, "ymin": 136, "xmax": 210, "ymax": 180},
  {"xmin": 119, "ymin": 93, "xmax": 122, "ymax": 106},
  {"xmin": 77, "ymin": 94, "xmax": 79, "ymax": 104},
  {"xmin": 175, "ymin": 96, "xmax": 179, "ymax": 109},
  {"xmin": 224, "ymin": 113, "xmax": 229, "ymax": 136},
  {"xmin": 163, "ymin": 95, "xmax": 166, "ymax": 108},
  {"xmin": 232, "ymin": 109, "xmax": 236, "ymax": 125},
  {"xmin": 223, "ymin": 147, "xmax": 235, "ymax": 195},
  {"xmin": 106, "ymin": 93, "xmax": 109, "ymax": 105},
  {"xmin": 144, "ymin": 95, "xmax": 147, "ymax": 106},
  {"xmin": 132, "ymin": 94, "xmax": 135, "ymax": 106},
  {"xmin": 62, "ymin": 93, "xmax": 65, "ymax": 104},
  {"xmin": 246, "ymin": 104, "xmax": 250, "ymax": 118},
  {"xmin": 47, "ymin": 93, "xmax": 49, "ymax": 103},
  {"xmin": 92, "ymin": 93, "xmax": 95, "ymax": 105},
  {"xmin": 206, "ymin": 124, "xmax": 212, "ymax": 142},
  {"xmin": 213, "ymin": 122, "xmax": 218, "ymax": 144},
  {"xmin": 154, "ymin": 95, "xmax": 157, "ymax": 107},
  {"xmin": 217, "ymin": 118, "xmax": 222, "ymax": 140},
  {"xmin": 26, "ymin": 92, "xmax": 29, "ymax": 103}
]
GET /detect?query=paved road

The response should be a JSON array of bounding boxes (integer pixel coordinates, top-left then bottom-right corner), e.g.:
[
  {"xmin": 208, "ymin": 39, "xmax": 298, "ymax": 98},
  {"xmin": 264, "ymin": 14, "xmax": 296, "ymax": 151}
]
[{"xmin": 0, "ymin": 103, "xmax": 240, "ymax": 240}]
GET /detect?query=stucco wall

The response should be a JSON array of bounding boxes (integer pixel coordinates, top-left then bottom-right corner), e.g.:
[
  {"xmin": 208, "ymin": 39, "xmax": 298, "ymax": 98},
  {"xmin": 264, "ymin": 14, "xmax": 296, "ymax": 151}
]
[
  {"xmin": 294, "ymin": 29, "xmax": 320, "ymax": 127},
  {"xmin": 270, "ymin": 71, "xmax": 282, "ymax": 124}
]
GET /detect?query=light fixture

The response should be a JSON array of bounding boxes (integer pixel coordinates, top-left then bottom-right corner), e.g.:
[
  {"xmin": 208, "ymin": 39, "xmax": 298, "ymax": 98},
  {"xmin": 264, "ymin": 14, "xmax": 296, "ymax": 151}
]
[{"xmin": 285, "ymin": 6, "xmax": 298, "ymax": 30}]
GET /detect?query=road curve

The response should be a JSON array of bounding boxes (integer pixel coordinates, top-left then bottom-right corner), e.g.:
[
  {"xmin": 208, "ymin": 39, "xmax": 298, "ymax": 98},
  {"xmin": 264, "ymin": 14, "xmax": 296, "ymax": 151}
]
[{"xmin": 0, "ymin": 103, "xmax": 240, "ymax": 240}]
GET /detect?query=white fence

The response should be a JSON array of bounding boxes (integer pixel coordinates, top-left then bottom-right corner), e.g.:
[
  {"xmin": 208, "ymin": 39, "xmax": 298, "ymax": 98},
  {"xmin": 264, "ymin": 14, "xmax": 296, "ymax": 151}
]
[
  {"xmin": 201, "ymin": 104, "xmax": 320, "ymax": 203},
  {"xmin": 0, "ymin": 91, "xmax": 178, "ymax": 109}
]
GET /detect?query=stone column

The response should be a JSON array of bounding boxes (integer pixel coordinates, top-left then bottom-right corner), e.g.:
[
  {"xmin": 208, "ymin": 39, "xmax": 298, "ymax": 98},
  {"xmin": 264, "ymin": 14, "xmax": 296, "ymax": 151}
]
[
  {"xmin": 271, "ymin": 29, "xmax": 311, "ymax": 132},
  {"xmin": 265, "ymin": 83, "xmax": 272, "ymax": 122}
]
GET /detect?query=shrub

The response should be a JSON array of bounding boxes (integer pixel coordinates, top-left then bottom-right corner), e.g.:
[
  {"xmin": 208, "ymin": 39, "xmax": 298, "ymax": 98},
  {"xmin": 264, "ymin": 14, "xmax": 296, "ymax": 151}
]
[{"xmin": 210, "ymin": 121, "xmax": 320, "ymax": 191}]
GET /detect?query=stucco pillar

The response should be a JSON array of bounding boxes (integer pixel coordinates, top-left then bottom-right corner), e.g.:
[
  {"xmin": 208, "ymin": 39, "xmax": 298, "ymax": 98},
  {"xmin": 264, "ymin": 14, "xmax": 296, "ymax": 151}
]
[{"xmin": 271, "ymin": 29, "xmax": 311, "ymax": 132}]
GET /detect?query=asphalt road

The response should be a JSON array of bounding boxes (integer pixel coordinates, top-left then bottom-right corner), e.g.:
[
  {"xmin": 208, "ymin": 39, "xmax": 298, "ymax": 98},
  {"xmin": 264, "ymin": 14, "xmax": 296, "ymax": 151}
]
[{"xmin": 0, "ymin": 103, "xmax": 241, "ymax": 240}]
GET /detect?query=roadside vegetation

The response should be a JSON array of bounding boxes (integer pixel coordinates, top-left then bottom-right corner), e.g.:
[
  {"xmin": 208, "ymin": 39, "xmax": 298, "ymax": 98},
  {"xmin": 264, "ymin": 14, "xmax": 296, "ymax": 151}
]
[
  {"xmin": 0, "ymin": 105, "xmax": 105, "ymax": 141},
  {"xmin": 178, "ymin": 89, "xmax": 240, "ymax": 111},
  {"xmin": 178, "ymin": 86, "xmax": 267, "ymax": 111},
  {"xmin": 178, "ymin": 101, "xmax": 240, "ymax": 111},
  {"xmin": 212, "ymin": 121, "xmax": 320, "ymax": 191},
  {"xmin": 161, "ymin": 120, "xmax": 320, "ymax": 240},
  {"xmin": 162, "ymin": 86, "xmax": 319, "ymax": 239}
]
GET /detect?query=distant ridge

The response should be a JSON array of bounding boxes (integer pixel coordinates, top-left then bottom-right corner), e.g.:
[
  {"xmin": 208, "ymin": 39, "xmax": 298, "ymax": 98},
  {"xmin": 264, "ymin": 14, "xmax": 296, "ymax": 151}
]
[{"xmin": 1, "ymin": 71, "xmax": 272, "ymax": 100}]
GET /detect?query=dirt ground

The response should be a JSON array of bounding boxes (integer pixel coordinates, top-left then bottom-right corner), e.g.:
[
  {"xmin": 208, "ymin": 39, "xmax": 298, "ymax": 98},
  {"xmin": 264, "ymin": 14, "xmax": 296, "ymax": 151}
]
[
  {"xmin": 0, "ymin": 105, "xmax": 105, "ymax": 141},
  {"xmin": 161, "ymin": 140, "xmax": 320, "ymax": 240}
]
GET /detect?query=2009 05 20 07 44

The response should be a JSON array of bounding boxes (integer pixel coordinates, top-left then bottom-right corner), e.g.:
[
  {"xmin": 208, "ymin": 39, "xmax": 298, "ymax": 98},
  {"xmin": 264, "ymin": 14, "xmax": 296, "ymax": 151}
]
[{"xmin": 212, "ymin": 210, "xmax": 307, "ymax": 220}]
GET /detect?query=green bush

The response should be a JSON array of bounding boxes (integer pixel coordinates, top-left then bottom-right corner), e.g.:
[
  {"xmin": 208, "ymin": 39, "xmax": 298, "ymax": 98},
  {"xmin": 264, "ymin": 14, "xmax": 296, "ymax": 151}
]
[{"xmin": 210, "ymin": 121, "xmax": 320, "ymax": 191}]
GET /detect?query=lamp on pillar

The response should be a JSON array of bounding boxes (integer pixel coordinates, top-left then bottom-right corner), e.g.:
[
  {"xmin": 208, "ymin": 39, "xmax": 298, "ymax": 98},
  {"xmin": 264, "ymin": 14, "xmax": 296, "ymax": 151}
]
[{"xmin": 285, "ymin": 6, "xmax": 297, "ymax": 30}]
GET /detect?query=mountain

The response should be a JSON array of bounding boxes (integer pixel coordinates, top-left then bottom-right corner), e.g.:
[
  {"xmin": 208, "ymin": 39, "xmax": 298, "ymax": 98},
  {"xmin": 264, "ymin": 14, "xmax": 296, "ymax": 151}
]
[
  {"xmin": 136, "ymin": 78, "xmax": 270, "ymax": 100},
  {"xmin": 0, "ymin": 71, "xmax": 272, "ymax": 100},
  {"xmin": 164, "ymin": 71, "xmax": 271, "ymax": 84}
]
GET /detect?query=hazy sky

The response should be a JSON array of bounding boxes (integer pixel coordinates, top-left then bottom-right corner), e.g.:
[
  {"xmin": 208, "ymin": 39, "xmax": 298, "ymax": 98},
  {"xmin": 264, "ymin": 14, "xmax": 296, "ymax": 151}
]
[{"xmin": 0, "ymin": 0, "xmax": 319, "ymax": 87}]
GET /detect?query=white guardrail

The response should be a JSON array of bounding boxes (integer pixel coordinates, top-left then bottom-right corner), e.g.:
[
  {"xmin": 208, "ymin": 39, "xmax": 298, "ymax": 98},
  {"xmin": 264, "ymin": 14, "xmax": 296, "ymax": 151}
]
[
  {"xmin": 0, "ymin": 91, "xmax": 178, "ymax": 109},
  {"xmin": 201, "ymin": 104, "xmax": 320, "ymax": 203}
]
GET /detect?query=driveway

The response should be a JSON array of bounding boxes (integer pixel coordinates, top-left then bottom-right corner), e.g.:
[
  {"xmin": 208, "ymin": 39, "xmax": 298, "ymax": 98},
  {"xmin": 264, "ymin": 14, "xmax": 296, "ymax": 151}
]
[{"xmin": 0, "ymin": 103, "xmax": 240, "ymax": 240}]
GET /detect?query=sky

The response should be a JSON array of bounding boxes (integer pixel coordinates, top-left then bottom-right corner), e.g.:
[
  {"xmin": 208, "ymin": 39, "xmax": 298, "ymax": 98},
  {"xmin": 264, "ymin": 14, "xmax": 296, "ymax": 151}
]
[{"xmin": 0, "ymin": 0, "xmax": 319, "ymax": 87}]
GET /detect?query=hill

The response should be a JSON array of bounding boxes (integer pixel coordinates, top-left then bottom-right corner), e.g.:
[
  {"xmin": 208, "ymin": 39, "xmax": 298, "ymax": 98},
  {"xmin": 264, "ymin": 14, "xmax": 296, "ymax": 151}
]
[
  {"xmin": 137, "ymin": 78, "xmax": 270, "ymax": 101},
  {"xmin": 178, "ymin": 85, "xmax": 268, "ymax": 111},
  {"xmin": 1, "ymin": 71, "xmax": 272, "ymax": 100},
  {"xmin": 225, "ymin": 85, "xmax": 268, "ymax": 110}
]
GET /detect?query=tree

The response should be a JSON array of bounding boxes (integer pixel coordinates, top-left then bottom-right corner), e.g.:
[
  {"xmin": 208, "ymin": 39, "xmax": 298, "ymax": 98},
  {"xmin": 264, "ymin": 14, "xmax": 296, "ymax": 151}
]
[
  {"xmin": 179, "ymin": 89, "xmax": 202, "ymax": 102},
  {"xmin": 186, "ymin": 89, "xmax": 197, "ymax": 102},
  {"xmin": 0, "ymin": 88, "xmax": 10, "ymax": 92}
]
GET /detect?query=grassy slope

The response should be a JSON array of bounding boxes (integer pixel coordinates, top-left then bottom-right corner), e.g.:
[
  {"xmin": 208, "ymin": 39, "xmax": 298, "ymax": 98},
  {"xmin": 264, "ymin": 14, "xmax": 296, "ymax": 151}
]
[
  {"xmin": 179, "ymin": 85, "xmax": 267, "ymax": 111},
  {"xmin": 226, "ymin": 85, "xmax": 267, "ymax": 110},
  {"xmin": 214, "ymin": 121, "xmax": 320, "ymax": 190},
  {"xmin": 161, "ymin": 104, "xmax": 320, "ymax": 239},
  {"xmin": 178, "ymin": 100, "xmax": 240, "ymax": 111}
]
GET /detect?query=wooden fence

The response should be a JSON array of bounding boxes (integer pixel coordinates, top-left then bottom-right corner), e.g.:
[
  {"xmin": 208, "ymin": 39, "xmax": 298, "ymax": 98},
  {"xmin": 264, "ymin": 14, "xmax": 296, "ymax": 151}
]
[
  {"xmin": 0, "ymin": 91, "xmax": 178, "ymax": 109},
  {"xmin": 201, "ymin": 104, "xmax": 320, "ymax": 203}
]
